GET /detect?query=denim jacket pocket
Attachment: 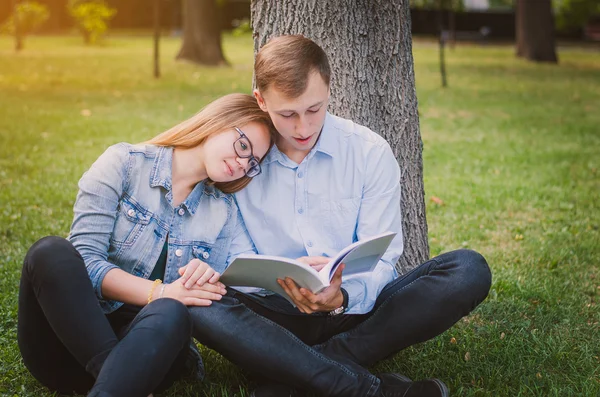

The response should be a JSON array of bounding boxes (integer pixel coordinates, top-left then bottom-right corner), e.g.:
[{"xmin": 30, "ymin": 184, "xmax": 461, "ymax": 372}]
[
  {"xmin": 195, "ymin": 242, "xmax": 233, "ymax": 274},
  {"xmin": 192, "ymin": 245, "xmax": 213, "ymax": 262},
  {"xmin": 110, "ymin": 196, "xmax": 153, "ymax": 248}
]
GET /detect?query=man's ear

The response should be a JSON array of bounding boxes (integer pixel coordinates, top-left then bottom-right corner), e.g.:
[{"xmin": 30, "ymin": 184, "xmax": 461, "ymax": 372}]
[{"xmin": 253, "ymin": 89, "xmax": 268, "ymax": 112}]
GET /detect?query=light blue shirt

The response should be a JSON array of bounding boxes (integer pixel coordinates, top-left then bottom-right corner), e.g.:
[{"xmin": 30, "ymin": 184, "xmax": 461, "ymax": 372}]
[{"xmin": 235, "ymin": 112, "xmax": 403, "ymax": 314}]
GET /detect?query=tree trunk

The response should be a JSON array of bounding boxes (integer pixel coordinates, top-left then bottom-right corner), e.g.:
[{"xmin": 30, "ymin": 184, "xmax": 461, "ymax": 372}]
[
  {"xmin": 154, "ymin": 0, "xmax": 161, "ymax": 78},
  {"xmin": 515, "ymin": 0, "xmax": 558, "ymax": 63},
  {"xmin": 46, "ymin": 0, "xmax": 62, "ymax": 32},
  {"xmin": 251, "ymin": 0, "xmax": 429, "ymax": 273},
  {"xmin": 439, "ymin": 0, "xmax": 448, "ymax": 87},
  {"xmin": 13, "ymin": 0, "xmax": 23, "ymax": 52},
  {"xmin": 176, "ymin": 0, "xmax": 227, "ymax": 66}
]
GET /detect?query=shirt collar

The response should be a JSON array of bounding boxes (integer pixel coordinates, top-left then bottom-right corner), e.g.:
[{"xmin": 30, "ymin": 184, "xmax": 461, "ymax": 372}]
[
  {"xmin": 150, "ymin": 146, "xmax": 173, "ymax": 190},
  {"xmin": 263, "ymin": 112, "xmax": 337, "ymax": 166},
  {"xmin": 313, "ymin": 112, "xmax": 336, "ymax": 158},
  {"xmin": 184, "ymin": 181, "xmax": 223, "ymax": 215}
]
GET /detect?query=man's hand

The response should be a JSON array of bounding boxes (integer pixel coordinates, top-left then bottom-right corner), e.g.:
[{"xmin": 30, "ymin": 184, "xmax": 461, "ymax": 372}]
[
  {"xmin": 178, "ymin": 259, "xmax": 222, "ymax": 289},
  {"xmin": 296, "ymin": 256, "xmax": 330, "ymax": 271},
  {"xmin": 277, "ymin": 264, "xmax": 345, "ymax": 314}
]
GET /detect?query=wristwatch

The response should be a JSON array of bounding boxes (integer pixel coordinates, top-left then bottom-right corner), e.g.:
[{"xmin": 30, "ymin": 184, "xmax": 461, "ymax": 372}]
[{"xmin": 328, "ymin": 288, "xmax": 349, "ymax": 316}]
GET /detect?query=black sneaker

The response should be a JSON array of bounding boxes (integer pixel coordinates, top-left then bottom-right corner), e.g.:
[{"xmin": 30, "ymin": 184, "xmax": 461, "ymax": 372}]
[
  {"xmin": 378, "ymin": 373, "xmax": 449, "ymax": 397},
  {"xmin": 250, "ymin": 383, "xmax": 303, "ymax": 397}
]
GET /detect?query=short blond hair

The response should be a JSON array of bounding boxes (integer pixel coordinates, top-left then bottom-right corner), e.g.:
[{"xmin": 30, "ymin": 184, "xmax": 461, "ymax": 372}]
[
  {"xmin": 147, "ymin": 93, "xmax": 274, "ymax": 193},
  {"xmin": 255, "ymin": 35, "xmax": 331, "ymax": 98}
]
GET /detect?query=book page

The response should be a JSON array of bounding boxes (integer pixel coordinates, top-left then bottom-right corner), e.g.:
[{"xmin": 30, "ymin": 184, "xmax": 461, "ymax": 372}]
[
  {"xmin": 327, "ymin": 231, "xmax": 396, "ymax": 279},
  {"xmin": 220, "ymin": 255, "xmax": 329, "ymax": 300}
]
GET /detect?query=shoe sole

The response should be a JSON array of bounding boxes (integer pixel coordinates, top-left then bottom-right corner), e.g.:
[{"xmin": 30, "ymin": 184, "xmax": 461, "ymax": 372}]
[{"xmin": 429, "ymin": 378, "xmax": 450, "ymax": 397}]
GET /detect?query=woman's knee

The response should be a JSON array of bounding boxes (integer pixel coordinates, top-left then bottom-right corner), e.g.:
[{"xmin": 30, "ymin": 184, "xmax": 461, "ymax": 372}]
[
  {"xmin": 23, "ymin": 236, "xmax": 77, "ymax": 279},
  {"xmin": 143, "ymin": 298, "xmax": 192, "ymax": 340}
]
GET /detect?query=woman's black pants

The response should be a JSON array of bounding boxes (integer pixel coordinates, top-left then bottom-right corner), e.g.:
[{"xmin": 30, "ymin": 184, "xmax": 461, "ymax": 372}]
[{"xmin": 17, "ymin": 236, "xmax": 192, "ymax": 397}]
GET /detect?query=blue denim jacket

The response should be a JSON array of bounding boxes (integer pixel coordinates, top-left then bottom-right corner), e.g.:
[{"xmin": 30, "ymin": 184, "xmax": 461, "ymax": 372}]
[{"xmin": 68, "ymin": 143, "xmax": 255, "ymax": 313}]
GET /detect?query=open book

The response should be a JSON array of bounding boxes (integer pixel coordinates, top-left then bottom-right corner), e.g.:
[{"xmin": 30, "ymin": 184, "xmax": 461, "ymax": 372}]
[{"xmin": 220, "ymin": 231, "xmax": 396, "ymax": 301}]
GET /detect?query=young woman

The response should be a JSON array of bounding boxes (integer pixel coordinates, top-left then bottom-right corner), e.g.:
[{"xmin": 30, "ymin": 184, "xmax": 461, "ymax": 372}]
[{"xmin": 17, "ymin": 93, "xmax": 273, "ymax": 397}]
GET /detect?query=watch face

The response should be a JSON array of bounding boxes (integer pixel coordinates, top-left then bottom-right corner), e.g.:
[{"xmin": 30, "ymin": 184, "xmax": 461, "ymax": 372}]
[{"xmin": 329, "ymin": 306, "xmax": 345, "ymax": 316}]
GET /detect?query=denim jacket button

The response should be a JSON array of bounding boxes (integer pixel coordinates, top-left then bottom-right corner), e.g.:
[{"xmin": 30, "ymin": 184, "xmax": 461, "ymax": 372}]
[
  {"xmin": 127, "ymin": 209, "xmax": 135, "ymax": 217},
  {"xmin": 175, "ymin": 249, "xmax": 183, "ymax": 257},
  {"xmin": 202, "ymin": 252, "xmax": 210, "ymax": 259},
  {"xmin": 178, "ymin": 208, "xmax": 185, "ymax": 216}
]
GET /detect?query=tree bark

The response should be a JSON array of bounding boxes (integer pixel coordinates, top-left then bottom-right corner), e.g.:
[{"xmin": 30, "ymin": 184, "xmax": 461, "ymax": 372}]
[
  {"xmin": 251, "ymin": 0, "xmax": 429, "ymax": 273},
  {"xmin": 176, "ymin": 0, "xmax": 227, "ymax": 66},
  {"xmin": 516, "ymin": 0, "xmax": 558, "ymax": 63}
]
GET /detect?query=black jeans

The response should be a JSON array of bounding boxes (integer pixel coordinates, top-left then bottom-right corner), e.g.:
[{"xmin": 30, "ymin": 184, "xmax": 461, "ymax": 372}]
[
  {"xmin": 17, "ymin": 236, "xmax": 193, "ymax": 396},
  {"xmin": 189, "ymin": 249, "xmax": 492, "ymax": 397}
]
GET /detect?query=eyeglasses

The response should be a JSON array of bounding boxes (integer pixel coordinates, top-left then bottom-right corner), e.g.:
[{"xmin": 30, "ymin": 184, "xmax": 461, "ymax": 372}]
[{"xmin": 233, "ymin": 127, "xmax": 261, "ymax": 178}]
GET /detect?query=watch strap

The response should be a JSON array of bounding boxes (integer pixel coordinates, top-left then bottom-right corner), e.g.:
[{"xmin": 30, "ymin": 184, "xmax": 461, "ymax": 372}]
[{"xmin": 329, "ymin": 288, "xmax": 349, "ymax": 316}]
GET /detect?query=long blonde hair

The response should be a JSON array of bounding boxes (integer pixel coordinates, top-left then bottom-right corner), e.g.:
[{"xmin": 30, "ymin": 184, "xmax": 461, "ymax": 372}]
[{"xmin": 147, "ymin": 93, "xmax": 274, "ymax": 194}]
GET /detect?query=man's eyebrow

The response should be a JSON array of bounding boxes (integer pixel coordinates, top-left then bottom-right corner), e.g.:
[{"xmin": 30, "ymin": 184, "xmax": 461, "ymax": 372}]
[{"xmin": 308, "ymin": 101, "xmax": 325, "ymax": 109}]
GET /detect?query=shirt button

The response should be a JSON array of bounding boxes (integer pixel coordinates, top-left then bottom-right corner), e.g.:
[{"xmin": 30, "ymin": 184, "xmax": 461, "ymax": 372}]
[
  {"xmin": 202, "ymin": 252, "xmax": 210, "ymax": 259},
  {"xmin": 297, "ymin": 172, "xmax": 303, "ymax": 178},
  {"xmin": 178, "ymin": 208, "xmax": 185, "ymax": 216},
  {"xmin": 307, "ymin": 241, "xmax": 313, "ymax": 247},
  {"xmin": 175, "ymin": 249, "xmax": 183, "ymax": 257},
  {"xmin": 298, "ymin": 208, "xmax": 303, "ymax": 214},
  {"xmin": 127, "ymin": 209, "xmax": 135, "ymax": 217}
]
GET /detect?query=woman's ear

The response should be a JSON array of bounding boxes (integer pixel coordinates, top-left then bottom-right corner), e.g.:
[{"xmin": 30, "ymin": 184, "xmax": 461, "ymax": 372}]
[{"xmin": 253, "ymin": 89, "xmax": 268, "ymax": 112}]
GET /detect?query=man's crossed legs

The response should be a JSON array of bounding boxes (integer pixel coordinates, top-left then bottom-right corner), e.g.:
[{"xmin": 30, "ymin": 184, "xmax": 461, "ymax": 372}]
[{"xmin": 190, "ymin": 249, "xmax": 492, "ymax": 397}]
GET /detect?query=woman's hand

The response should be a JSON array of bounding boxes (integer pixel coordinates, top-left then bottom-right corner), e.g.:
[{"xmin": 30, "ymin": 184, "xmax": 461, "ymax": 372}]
[
  {"xmin": 178, "ymin": 258, "xmax": 222, "ymax": 289},
  {"xmin": 162, "ymin": 279, "xmax": 227, "ymax": 307}
]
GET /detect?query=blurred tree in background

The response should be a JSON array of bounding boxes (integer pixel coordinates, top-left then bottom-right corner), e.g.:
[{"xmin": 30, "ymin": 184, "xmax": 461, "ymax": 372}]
[
  {"xmin": 553, "ymin": 0, "xmax": 600, "ymax": 31},
  {"xmin": 67, "ymin": 0, "xmax": 116, "ymax": 44},
  {"xmin": 516, "ymin": 0, "xmax": 558, "ymax": 63},
  {"xmin": 176, "ymin": 0, "xmax": 227, "ymax": 65},
  {"xmin": 1, "ymin": 1, "xmax": 49, "ymax": 50}
]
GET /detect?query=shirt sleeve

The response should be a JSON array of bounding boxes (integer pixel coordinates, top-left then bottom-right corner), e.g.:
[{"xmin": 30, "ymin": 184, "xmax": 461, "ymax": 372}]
[
  {"xmin": 341, "ymin": 140, "xmax": 403, "ymax": 314},
  {"xmin": 68, "ymin": 143, "xmax": 130, "ymax": 299},
  {"xmin": 225, "ymin": 202, "xmax": 257, "ymax": 266}
]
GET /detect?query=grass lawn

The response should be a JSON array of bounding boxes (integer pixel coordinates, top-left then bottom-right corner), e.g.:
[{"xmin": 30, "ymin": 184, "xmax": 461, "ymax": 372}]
[{"xmin": 0, "ymin": 33, "xmax": 599, "ymax": 396}]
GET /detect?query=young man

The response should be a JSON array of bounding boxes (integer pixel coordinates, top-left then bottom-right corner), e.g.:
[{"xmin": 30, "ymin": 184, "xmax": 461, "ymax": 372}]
[{"xmin": 190, "ymin": 35, "xmax": 492, "ymax": 397}]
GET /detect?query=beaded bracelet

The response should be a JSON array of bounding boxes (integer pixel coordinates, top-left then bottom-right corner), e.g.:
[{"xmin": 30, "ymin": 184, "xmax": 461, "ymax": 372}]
[{"xmin": 147, "ymin": 279, "xmax": 163, "ymax": 304}]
